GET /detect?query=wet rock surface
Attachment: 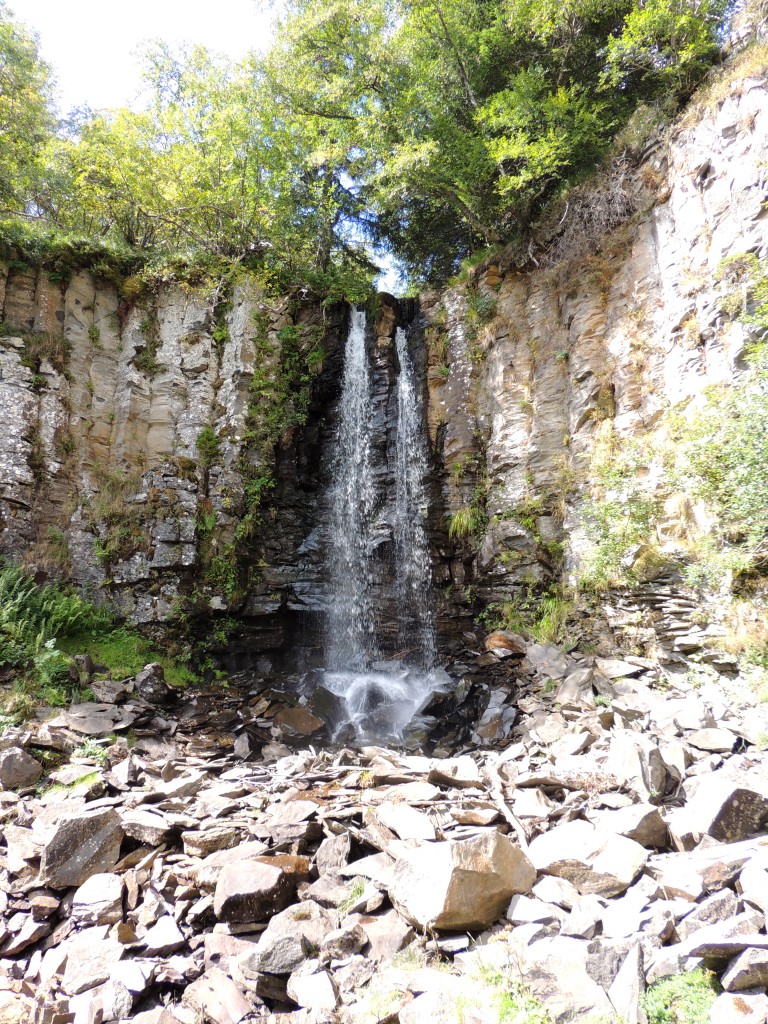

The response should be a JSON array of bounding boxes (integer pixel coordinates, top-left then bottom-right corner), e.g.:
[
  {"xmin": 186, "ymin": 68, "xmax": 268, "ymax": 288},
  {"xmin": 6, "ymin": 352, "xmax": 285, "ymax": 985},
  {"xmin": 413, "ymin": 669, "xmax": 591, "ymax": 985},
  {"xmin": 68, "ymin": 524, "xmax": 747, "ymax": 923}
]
[{"xmin": 0, "ymin": 636, "xmax": 767, "ymax": 1024}]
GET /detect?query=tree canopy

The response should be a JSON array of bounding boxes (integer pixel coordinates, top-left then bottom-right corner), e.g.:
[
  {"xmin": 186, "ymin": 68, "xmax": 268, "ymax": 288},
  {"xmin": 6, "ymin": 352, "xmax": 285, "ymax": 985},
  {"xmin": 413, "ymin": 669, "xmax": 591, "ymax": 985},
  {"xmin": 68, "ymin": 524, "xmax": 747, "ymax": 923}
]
[
  {"xmin": 0, "ymin": 2, "xmax": 53, "ymax": 212},
  {"xmin": 0, "ymin": 0, "xmax": 738, "ymax": 290}
]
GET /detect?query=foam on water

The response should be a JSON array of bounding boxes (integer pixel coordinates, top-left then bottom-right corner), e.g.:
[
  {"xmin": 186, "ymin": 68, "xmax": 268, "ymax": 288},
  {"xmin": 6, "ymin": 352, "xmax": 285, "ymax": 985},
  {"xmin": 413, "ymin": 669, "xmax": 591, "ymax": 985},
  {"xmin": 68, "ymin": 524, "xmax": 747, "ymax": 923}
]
[{"xmin": 320, "ymin": 668, "xmax": 441, "ymax": 742}]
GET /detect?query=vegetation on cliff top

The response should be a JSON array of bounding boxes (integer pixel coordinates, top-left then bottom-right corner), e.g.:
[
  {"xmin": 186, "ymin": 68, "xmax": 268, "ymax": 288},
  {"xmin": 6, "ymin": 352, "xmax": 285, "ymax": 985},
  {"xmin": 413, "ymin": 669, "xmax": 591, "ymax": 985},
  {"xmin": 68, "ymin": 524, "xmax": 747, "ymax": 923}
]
[{"xmin": 0, "ymin": 0, "xmax": 746, "ymax": 290}]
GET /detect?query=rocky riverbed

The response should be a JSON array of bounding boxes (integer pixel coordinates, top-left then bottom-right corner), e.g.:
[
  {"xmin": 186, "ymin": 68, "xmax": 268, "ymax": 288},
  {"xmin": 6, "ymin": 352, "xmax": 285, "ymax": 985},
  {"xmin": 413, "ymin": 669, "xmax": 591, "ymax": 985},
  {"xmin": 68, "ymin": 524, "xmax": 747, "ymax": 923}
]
[{"xmin": 2, "ymin": 635, "xmax": 768, "ymax": 1024}]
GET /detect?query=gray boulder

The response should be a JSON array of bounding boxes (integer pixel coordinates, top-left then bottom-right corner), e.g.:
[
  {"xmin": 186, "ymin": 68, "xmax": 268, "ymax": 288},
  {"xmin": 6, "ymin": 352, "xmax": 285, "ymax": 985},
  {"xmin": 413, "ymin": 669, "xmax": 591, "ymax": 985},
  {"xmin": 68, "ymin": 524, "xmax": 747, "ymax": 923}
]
[
  {"xmin": 40, "ymin": 808, "xmax": 124, "ymax": 889},
  {"xmin": 388, "ymin": 831, "xmax": 535, "ymax": 931},
  {"xmin": 0, "ymin": 746, "xmax": 42, "ymax": 790},
  {"xmin": 213, "ymin": 860, "xmax": 296, "ymax": 923}
]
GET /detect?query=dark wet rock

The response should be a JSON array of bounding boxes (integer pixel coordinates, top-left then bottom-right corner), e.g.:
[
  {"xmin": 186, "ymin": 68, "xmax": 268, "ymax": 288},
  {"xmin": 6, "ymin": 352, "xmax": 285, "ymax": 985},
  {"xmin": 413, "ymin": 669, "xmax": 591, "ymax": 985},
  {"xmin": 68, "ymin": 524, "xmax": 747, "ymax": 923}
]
[
  {"xmin": 273, "ymin": 706, "xmax": 325, "ymax": 738},
  {"xmin": 40, "ymin": 808, "xmax": 124, "ymax": 889},
  {"xmin": 306, "ymin": 686, "xmax": 348, "ymax": 731},
  {"xmin": 134, "ymin": 663, "xmax": 175, "ymax": 705}
]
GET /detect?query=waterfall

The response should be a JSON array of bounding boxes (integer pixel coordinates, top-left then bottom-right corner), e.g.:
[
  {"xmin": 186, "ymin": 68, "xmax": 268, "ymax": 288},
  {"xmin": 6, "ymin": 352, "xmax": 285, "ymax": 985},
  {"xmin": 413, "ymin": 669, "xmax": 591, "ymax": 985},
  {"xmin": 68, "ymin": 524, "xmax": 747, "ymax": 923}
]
[
  {"xmin": 394, "ymin": 326, "xmax": 435, "ymax": 669},
  {"xmin": 319, "ymin": 307, "xmax": 440, "ymax": 741},
  {"xmin": 326, "ymin": 308, "xmax": 377, "ymax": 669}
]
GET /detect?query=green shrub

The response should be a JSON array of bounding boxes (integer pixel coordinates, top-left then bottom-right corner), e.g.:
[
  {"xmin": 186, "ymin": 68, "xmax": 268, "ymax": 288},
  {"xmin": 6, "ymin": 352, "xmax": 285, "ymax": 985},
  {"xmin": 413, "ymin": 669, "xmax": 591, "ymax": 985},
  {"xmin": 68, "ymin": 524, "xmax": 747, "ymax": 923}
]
[
  {"xmin": 670, "ymin": 340, "xmax": 768, "ymax": 580},
  {"xmin": 448, "ymin": 505, "xmax": 485, "ymax": 542},
  {"xmin": 481, "ymin": 590, "xmax": 571, "ymax": 645},
  {"xmin": 0, "ymin": 563, "xmax": 197, "ymax": 717},
  {"xmin": 195, "ymin": 425, "xmax": 222, "ymax": 469},
  {"xmin": 468, "ymin": 291, "xmax": 498, "ymax": 323},
  {"xmin": 0, "ymin": 563, "xmax": 111, "ymax": 670},
  {"xmin": 577, "ymin": 423, "xmax": 663, "ymax": 592},
  {"xmin": 643, "ymin": 968, "xmax": 720, "ymax": 1024}
]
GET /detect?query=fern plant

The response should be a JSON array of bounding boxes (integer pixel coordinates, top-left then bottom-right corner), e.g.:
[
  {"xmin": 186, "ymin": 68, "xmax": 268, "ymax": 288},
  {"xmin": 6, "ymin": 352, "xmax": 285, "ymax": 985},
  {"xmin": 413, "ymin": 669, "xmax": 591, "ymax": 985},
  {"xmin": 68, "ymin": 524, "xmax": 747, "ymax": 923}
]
[{"xmin": 0, "ymin": 563, "xmax": 111, "ymax": 670}]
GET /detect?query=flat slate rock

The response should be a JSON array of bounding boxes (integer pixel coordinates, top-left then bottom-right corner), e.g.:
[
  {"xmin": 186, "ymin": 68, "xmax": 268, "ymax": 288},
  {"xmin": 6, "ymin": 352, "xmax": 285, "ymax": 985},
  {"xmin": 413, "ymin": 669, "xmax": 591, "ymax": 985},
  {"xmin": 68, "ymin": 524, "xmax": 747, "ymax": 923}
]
[{"xmin": 54, "ymin": 703, "xmax": 136, "ymax": 736}]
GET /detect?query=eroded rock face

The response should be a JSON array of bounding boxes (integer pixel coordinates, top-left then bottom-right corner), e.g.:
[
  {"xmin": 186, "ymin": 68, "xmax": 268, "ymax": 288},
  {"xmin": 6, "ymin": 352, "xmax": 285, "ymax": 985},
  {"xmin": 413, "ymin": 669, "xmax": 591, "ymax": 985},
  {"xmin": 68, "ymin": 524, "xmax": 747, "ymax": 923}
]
[
  {"xmin": 2, "ymin": 81, "xmax": 767, "ymax": 667},
  {"xmin": 0, "ymin": 276, "xmax": 346, "ymax": 650},
  {"xmin": 423, "ymin": 76, "xmax": 768, "ymax": 627}
]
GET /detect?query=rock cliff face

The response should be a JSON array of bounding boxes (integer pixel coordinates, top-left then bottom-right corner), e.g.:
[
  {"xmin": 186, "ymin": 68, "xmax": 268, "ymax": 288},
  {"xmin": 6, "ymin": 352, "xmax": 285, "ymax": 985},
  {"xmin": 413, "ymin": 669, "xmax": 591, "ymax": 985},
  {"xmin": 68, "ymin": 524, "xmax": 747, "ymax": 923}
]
[
  {"xmin": 0, "ymin": 272, "xmax": 347, "ymax": 642},
  {"xmin": 1, "ymin": 73, "xmax": 767, "ymax": 661},
  {"xmin": 426, "ymin": 72, "xmax": 768, "ymax": 640}
]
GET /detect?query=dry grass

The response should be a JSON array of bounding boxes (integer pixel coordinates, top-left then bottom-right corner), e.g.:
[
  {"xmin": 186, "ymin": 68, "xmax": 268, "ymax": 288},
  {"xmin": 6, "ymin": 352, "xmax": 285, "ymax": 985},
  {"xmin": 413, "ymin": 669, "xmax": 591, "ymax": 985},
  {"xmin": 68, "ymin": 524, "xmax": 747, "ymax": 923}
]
[
  {"xmin": 534, "ymin": 159, "xmax": 651, "ymax": 270},
  {"xmin": 717, "ymin": 592, "xmax": 768, "ymax": 661},
  {"xmin": 680, "ymin": 39, "xmax": 768, "ymax": 129}
]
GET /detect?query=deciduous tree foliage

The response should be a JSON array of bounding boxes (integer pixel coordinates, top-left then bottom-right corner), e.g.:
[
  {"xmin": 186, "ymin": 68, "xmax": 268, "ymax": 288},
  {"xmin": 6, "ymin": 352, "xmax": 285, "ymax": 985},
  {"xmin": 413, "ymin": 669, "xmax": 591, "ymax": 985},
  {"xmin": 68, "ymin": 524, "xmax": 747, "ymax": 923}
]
[
  {"xmin": 0, "ymin": 0, "xmax": 737, "ymax": 289},
  {"xmin": 263, "ymin": 0, "xmax": 733, "ymax": 280},
  {"xmin": 0, "ymin": 3, "xmax": 54, "ymax": 211}
]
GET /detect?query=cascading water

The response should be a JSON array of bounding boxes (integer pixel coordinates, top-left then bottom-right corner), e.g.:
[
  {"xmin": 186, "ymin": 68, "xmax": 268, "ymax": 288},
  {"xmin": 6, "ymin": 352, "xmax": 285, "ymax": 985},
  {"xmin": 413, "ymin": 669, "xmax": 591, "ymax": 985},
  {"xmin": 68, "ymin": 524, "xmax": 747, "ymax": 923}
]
[
  {"xmin": 326, "ymin": 308, "xmax": 377, "ymax": 670},
  {"xmin": 394, "ymin": 326, "xmax": 435, "ymax": 670},
  {"xmin": 318, "ymin": 308, "xmax": 443, "ymax": 741}
]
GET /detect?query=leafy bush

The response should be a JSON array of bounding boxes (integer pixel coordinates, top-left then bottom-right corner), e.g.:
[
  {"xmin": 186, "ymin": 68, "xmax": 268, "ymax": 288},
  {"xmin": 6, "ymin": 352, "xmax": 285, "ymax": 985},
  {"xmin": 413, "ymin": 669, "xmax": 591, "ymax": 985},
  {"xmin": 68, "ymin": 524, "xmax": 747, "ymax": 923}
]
[
  {"xmin": 0, "ymin": 218, "xmax": 142, "ymax": 284},
  {"xmin": 668, "ymin": 253, "xmax": 768, "ymax": 584},
  {"xmin": 577, "ymin": 423, "xmax": 664, "ymax": 592},
  {"xmin": 0, "ymin": 563, "xmax": 197, "ymax": 716},
  {"xmin": 482, "ymin": 591, "xmax": 571, "ymax": 645}
]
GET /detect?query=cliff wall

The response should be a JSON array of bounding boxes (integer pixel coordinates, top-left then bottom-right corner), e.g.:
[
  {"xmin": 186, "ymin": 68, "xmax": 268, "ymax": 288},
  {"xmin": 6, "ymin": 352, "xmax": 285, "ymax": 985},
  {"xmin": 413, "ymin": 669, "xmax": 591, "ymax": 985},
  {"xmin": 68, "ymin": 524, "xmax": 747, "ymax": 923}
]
[
  {"xmin": 427, "ymin": 69, "xmax": 768, "ymax": 652},
  {"xmin": 0, "ymin": 270, "xmax": 345, "ymax": 642},
  {"xmin": 1, "ymin": 67, "xmax": 767, "ymax": 664}
]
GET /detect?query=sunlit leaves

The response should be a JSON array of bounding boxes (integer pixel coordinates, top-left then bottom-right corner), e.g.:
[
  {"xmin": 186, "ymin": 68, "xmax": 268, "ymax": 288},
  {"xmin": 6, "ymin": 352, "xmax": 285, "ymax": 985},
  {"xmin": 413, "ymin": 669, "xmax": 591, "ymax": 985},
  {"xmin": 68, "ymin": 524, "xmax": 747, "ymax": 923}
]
[{"xmin": 0, "ymin": 3, "xmax": 54, "ymax": 209}]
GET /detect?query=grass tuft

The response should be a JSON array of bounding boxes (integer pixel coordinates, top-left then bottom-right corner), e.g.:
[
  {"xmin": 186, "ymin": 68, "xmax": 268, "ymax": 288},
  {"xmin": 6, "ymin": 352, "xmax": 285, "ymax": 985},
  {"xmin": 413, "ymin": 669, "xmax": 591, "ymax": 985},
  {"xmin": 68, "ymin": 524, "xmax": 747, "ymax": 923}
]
[{"xmin": 643, "ymin": 968, "xmax": 720, "ymax": 1024}]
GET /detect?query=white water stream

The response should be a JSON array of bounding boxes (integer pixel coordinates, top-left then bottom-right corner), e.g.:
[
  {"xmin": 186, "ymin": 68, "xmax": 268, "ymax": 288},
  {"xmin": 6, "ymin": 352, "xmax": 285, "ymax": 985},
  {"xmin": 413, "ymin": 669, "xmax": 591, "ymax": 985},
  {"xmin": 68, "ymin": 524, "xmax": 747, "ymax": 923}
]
[{"xmin": 321, "ymin": 309, "xmax": 442, "ymax": 741}]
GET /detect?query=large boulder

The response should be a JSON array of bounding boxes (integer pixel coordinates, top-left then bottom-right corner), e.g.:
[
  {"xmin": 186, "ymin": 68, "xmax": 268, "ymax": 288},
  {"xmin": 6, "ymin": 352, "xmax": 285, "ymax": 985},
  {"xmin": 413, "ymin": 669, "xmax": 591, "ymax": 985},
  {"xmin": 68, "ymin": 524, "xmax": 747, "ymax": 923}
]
[
  {"xmin": 669, "ymin": 776, "xmax": 768, "ymax": 849},
  {"xmin": 134, "ymin": 663, "xmax": 175, "ymax": 705},
  {"xmin": 72, "ymin": 872, "xmax": 124, "ymax": 925},
  {"xmin": 0, "ymin": 747, "xmax": 42, "ymax": 790},
  {"xmin": 40, "ymin": 808, "xmax": 124, "ymax": 889},
  {"xmin": 213, "ymin": 860, "xmax": 296, "ymax": 923},
  {"xmin": 61, "ymin": 929, "xmax": 124, "ymax": 996},
  {"xmin": 240, "ymin": 900, "xmax": 335, "ymax": 975},
  {"xmin": 524, "ymin": 937, "xmax": 617, "ymax": 1024},
  {"xmin": 387, "ymin": 831, "xmax": 535, "ymax": 931},
  {"xmin": 527, "ymin": 820, "xmax": 647, "ymax": 897},
  {"xmin": 273, "ymin": 706, "xmax": 325, "ymax": 737},
  {"xmin": 183, "ymin": 969, "xmax": 252, "ymax": 1024}
]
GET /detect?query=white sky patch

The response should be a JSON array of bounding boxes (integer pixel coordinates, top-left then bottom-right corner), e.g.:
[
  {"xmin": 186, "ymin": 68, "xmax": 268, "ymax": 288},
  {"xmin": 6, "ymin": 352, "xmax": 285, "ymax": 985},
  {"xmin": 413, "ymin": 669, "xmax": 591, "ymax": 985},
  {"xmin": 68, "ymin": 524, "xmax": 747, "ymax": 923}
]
[{"xmin": 9, "ymin": 0, "xmax": 274, "ymax": 112}]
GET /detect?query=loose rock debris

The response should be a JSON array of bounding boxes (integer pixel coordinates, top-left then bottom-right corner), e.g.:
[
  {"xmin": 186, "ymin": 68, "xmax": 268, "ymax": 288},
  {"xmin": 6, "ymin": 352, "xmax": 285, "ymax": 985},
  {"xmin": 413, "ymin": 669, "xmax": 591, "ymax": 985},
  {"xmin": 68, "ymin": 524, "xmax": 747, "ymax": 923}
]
[{"xmin": 1, "ymin": 637, "xmax": 768, "ymax": 1023}]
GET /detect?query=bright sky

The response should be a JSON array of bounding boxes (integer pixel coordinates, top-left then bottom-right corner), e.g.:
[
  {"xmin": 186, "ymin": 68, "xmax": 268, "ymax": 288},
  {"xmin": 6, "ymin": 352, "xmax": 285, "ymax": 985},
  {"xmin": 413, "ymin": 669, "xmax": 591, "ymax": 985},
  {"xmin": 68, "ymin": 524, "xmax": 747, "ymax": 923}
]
[{"xmin": 9, "ymin": 0, "xmax": 275, "ymax": 112}]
